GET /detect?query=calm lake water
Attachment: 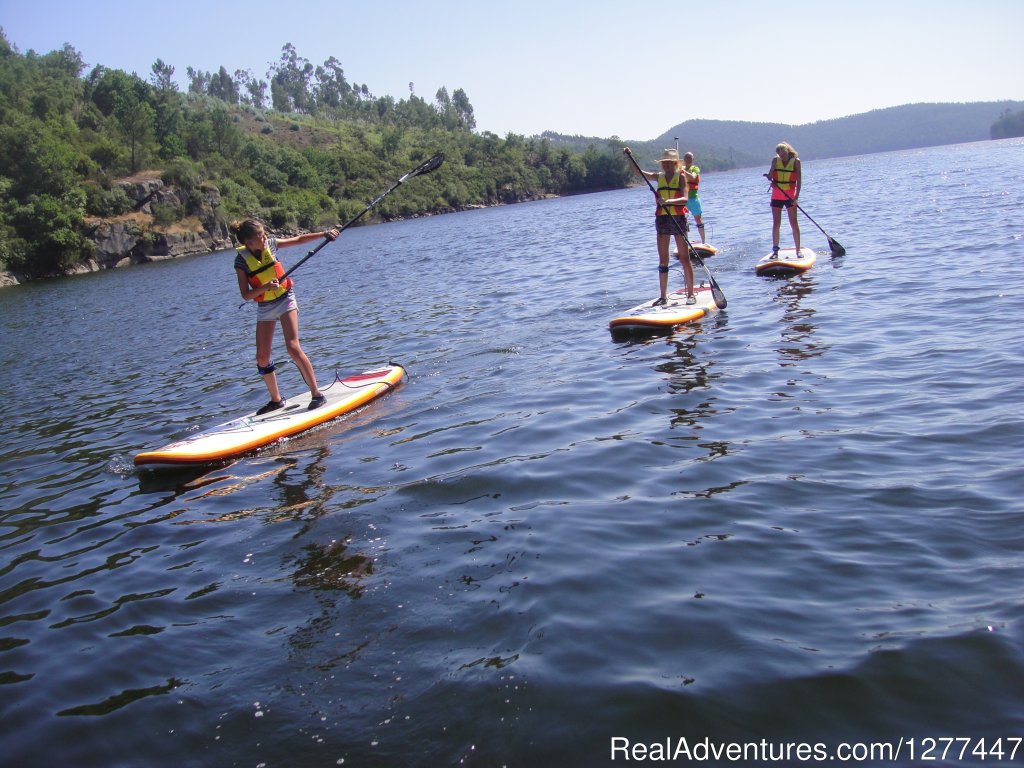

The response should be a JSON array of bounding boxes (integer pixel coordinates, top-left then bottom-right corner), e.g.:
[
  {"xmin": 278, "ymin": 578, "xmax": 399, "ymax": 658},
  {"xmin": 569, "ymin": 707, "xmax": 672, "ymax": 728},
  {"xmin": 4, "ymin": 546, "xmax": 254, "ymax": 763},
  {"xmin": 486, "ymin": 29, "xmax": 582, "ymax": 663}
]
[{"xmin": 1, "ymin": 138, "xmax": 1023, "ymax": 767}]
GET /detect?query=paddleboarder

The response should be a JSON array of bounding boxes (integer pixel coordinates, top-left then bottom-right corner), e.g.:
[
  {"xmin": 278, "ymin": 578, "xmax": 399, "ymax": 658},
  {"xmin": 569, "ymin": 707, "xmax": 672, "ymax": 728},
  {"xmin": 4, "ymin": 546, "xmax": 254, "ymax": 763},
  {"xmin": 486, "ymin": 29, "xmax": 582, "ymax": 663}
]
[
  {"xmin": 767, "ymin": 142, "xmax": 801, "ymax": 258},
  {"xmin": 681, "ymin": 152, "xmax": 706, "ymax": 243},
  {"xmin": 231, "ymin": 219, "xmax": 338, "ymax": 414},
  {"xmin": 626, "ymin": 148, "xmax": 696, "ymax": 306}
]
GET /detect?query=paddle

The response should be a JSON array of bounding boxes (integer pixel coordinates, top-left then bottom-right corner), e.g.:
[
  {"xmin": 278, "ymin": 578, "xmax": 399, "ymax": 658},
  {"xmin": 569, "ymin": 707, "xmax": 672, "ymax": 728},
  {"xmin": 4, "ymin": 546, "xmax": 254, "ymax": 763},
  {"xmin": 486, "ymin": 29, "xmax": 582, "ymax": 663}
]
[
  {"xmin": 623, "ymin": 148, "xmax": 727, "ymax": 309},
  {"xmin": 282, "ymin": 152, "xmax": 445, "ymax": 281},
  {"xmin": 764, "ymin": 174, "xmax": 846, "ymax": 256},
  {"xmin": 241, "ymin": 150, "xmax": 450, "ymax": 307}
]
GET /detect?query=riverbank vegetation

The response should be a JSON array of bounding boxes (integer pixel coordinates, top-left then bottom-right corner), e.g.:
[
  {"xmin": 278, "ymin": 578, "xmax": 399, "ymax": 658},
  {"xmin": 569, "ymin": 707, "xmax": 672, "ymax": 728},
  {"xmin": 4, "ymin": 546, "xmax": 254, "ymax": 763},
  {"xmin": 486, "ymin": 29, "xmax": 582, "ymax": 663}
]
[
  {"xmin": 0, "ymin": 32, "xmax": 631, "ymax": 278},
  {"xmin": 991, "ymin": 108, "xmax": 1024, "ymax": 139}
]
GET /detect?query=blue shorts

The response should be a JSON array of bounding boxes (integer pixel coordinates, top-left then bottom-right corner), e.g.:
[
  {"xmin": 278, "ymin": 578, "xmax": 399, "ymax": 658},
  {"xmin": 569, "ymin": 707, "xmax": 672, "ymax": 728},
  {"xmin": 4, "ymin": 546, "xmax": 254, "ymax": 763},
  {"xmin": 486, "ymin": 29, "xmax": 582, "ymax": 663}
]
[{"xmin": 687, "ymin": 196, "xmax": 703, "ymax": 217}]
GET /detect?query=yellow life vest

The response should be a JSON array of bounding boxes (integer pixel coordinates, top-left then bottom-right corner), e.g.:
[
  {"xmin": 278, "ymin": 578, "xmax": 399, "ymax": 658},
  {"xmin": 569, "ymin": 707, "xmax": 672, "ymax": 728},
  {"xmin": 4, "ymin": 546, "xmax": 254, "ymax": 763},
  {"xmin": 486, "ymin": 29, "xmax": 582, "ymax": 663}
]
[
  {"xmin": 657, "ymin": 171, "xmax": 688, "ymax": 216},
  {"xmin": 774, "ymin": 156, "xmax": 797, "ymax": 192},
  {"xmin": 238, "ymin": 246, "xmax": 292, "ymax": 303}
]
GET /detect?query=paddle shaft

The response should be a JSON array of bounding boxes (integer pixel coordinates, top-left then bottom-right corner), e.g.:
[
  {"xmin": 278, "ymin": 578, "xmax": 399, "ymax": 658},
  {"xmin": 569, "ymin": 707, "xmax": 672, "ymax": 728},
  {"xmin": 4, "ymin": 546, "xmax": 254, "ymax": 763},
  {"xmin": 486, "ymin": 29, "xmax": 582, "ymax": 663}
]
[
  {"xmin": 281, "ymin": 153, "xmax": 445, "ymax": 282},
  {"xmin": 764, "ymin": 174, "xmax": 845, "ymax": 256},
  {"xmin": 239, "ymin": 153, "xmax": 445, "ymax": 307},
  {"xmin": 624, "ymin": 149, "xmax": 727, "ymax": 309}
]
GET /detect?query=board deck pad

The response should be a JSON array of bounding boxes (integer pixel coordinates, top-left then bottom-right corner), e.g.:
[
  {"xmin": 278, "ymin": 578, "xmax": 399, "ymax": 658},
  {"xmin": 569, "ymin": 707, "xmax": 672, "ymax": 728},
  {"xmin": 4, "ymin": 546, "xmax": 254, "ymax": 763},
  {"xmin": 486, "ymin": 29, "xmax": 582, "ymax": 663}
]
[
  {"xmin": 755, "ymin": 246, "xmax": 817, "ymax": 276},
  {"xmin": 134, "ymin": 364, "xmax": 406, "ymax": 469},
  {"xmin": 609, "ymin": 283, "xmax": 720, "ymax": 336}
]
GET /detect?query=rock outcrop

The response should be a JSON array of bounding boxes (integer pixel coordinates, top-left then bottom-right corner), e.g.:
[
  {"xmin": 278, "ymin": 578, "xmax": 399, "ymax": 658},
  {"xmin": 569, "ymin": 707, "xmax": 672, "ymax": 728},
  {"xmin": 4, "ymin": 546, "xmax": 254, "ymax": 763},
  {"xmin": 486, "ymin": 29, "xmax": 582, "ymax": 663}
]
[{"xmin": 85, "ymin": 177, "xmax": 231, "ymax": 271}]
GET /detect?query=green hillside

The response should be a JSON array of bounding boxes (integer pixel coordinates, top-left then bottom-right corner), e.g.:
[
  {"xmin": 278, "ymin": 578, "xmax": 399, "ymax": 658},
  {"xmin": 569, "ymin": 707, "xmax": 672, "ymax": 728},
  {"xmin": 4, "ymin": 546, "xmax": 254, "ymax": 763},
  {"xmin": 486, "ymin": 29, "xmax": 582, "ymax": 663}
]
[{"xmin": 0, "ymin": 32, "xmax": 631, "ymax": 279}]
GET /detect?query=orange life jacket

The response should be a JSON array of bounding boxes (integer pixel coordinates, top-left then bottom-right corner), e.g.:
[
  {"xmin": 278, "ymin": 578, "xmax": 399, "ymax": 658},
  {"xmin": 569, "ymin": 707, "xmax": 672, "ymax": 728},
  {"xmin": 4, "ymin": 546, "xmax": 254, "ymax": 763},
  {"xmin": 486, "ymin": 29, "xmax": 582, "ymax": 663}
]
[{"xmin": 239, "ymin": 246, "xmax": 293, "ymax": 302}]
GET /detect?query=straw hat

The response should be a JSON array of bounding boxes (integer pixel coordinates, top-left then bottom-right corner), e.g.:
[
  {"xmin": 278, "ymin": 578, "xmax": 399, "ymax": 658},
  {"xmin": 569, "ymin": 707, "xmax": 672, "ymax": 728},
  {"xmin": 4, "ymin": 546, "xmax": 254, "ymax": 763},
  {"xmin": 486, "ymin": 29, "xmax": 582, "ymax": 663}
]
[{"xmin": 658, "ymin": 149, "xmax": 680, "ymax": 163}]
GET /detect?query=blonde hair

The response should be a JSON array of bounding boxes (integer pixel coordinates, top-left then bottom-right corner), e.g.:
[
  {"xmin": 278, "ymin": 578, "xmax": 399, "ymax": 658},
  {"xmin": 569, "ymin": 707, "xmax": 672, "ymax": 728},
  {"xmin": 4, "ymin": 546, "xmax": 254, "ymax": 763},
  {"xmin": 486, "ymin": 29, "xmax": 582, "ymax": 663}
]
[
  {"xmin": 775, "ymin": 142, "xmax": 798, "ymax": 158},
  {"xmin": 228, "ymin": 218, "xmax": 264, "ymax": 243}
]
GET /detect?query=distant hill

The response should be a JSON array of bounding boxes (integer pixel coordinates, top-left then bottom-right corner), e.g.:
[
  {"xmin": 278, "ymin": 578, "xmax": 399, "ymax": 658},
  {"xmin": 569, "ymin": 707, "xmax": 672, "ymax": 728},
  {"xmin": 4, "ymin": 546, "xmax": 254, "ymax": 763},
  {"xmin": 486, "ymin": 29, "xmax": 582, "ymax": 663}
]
[
  {"xmin": 543, "ymin": 101, "xmax": 1024, "ymax": 172},
  {"xmin": 655, "ymin": 101, "xmax": 1024, "ymax": 166}
]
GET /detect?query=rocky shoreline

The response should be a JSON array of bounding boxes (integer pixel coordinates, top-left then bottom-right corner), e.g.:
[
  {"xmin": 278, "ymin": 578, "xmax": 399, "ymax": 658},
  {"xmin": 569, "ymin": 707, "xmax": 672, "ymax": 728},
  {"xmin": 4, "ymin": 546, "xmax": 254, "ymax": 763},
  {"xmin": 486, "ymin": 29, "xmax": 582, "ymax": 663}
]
[
  {"xmin": 1, "ymin": 174, "xmax": 231, "ymax": 288},
  {"xmin": 0, "ymin": 177, "xmax": 553, "ymax": 288}
]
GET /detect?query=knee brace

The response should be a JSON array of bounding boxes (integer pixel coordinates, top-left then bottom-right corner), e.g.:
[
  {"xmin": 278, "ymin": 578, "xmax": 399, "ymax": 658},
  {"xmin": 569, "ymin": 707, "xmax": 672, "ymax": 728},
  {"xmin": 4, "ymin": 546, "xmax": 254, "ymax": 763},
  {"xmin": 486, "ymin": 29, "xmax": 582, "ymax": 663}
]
[
  {"xmin": 257, "ymin": 361, "xmax": 277, "ymax": 376},
  {"xmin": 658, "ymin": 265, "xmax": 670, "ymax": 273}
]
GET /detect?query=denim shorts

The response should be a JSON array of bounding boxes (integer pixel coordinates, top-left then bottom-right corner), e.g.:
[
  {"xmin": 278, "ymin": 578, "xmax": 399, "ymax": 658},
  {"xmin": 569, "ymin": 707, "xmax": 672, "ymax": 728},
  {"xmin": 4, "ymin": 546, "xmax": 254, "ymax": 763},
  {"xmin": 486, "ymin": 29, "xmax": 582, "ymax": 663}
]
[{"xmin": 256, "ymin": 291, "xmax": 298, "ymax": 322}]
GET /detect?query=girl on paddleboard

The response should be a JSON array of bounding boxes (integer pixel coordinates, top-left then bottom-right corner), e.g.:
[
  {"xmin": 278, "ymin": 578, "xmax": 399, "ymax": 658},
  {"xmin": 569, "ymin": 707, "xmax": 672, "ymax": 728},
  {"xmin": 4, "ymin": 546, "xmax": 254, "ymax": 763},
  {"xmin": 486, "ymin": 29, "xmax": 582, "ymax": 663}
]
[
  {"xmin": 231, "ymin": 219, "xmax": 338, "ymax": 414},
  {"xmin": 768, "ymin": 142, "xmax": 802, "ymax": 257},
  {"xmin": 626, "ymin": 148, "xmax": 696, "ymax": 306}
]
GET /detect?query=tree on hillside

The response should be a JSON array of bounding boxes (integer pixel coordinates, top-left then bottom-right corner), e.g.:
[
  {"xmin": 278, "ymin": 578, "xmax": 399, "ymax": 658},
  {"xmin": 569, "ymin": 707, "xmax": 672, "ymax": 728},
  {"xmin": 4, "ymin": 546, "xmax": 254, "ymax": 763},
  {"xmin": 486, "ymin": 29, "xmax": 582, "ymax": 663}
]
[
  {"xmin": 314, "ymin": 56, "xmax": 353, "ymax": 111},
  {"xmin": 209, "ymin": 104, "xmax": 240, "ymax": 158},
  {"xmin": 452, "ymin": 88, "xmax": 476, "ymax": 131},
  {"xmin": 991, "ymin": 109, "xmax": 1024, "ymax": 139},
  {"xmin": 232, "ymin": 68, "xmax": 267, "ymax": 109},
  {"xmin": 187, "ymin": 65, "xmax": 240, "ymax": 104},
  {"xmin": 150, "ymin": 59, "xmax": 185, "ymax": 159},
  {"xmin": 150, "ymin": 58, "xmax": 175, "ymax": 91},
  {"xmin": 114, "ymin": 92, "xmax": 155, "ymax": 172},
  {"xmin": 89, "ymin": 66, "xmax": 148, "ymax": 117},
  {"xmin": 269, "ymin": 43, "xmax": 314, "ymax": 113}
]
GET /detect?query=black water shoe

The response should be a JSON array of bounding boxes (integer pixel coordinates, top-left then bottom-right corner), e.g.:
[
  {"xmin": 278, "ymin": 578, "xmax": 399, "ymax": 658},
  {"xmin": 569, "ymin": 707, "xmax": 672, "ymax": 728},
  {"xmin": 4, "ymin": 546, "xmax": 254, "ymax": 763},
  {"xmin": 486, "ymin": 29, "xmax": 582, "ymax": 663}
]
[
  {"xmin": 256, "ymin": 399, "xmax": 285, "ymax": 416},
  {"xmin": 308, "ymin": 394, "xmax": 327, "ymax": 411}
]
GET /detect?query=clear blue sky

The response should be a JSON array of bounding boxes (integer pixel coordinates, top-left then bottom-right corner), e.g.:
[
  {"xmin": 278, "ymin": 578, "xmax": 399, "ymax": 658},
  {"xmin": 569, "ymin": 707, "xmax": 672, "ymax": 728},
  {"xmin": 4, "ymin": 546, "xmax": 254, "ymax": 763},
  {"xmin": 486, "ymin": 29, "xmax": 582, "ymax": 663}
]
[{"xmin": 2, "ymin": 0, "xmax": 1022, "ymax": 141}]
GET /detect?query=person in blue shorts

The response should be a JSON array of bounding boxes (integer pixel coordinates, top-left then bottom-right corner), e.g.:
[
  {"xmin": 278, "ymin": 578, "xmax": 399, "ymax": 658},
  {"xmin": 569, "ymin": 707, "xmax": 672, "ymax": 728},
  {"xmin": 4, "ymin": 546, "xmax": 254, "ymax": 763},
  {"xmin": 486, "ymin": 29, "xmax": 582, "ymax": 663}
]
[{"xmin": 681, "ymin": 152, "xmax": 706, "ymax": 243}]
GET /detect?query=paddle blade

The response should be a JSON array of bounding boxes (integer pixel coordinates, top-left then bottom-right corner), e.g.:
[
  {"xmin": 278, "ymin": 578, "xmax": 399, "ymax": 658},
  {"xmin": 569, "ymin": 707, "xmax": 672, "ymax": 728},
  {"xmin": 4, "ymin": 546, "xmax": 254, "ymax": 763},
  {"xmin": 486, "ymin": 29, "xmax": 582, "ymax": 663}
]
[
  {"xmin": 408, "ymin": 152, "xmax": 445, "ymax": 179},
  {"xmin": 711, "ymin": 285, "xmax": 727, "ymax": 309},
  {"xmin": 828, "ymin": 237, "xmax": 846, "ymax": 257}
]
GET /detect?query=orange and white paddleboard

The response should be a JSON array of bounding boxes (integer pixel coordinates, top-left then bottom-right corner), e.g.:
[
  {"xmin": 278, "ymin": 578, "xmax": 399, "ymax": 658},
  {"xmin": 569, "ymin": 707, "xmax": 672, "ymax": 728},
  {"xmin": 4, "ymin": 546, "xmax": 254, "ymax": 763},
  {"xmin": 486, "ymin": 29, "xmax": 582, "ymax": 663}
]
[
  {"xmin": 134, "ymin": 364, "xmax": 406, "ymax": 469},
  {"xmin": 609, "ymin": 283, "xmax": 720, "ymax": 337},
  {"xmin": 755, "ymin": 246, "xmax": 816, "ymax": 276}
]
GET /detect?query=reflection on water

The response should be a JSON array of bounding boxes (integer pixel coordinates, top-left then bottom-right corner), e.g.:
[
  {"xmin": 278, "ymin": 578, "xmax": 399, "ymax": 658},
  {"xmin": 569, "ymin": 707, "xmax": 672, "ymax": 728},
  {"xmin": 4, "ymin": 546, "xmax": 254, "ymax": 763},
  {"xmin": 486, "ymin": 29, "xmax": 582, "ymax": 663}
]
[
  {"xmin": 773, "ymin": 277, "xmax": 827, "ymax": 364},
  {"xmin": 289, "ymin": 538, "xmax": 374, "ymax": 597}
]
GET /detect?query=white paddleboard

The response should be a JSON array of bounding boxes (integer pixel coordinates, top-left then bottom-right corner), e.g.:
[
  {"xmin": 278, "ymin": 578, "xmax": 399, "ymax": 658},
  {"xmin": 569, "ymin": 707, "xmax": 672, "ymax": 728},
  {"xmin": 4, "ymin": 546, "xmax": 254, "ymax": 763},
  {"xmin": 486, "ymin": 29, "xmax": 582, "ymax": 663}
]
[
  {"xmin": 134, "ymin": 364, "xmax": 406, "ymax": 469},
  {"xmin": 755, "ymin": 246, "xmax": 816, "ymax": 276},
  {"xmin": 609, "ymin": 283, "xmax": 719, "ymax": 336}
]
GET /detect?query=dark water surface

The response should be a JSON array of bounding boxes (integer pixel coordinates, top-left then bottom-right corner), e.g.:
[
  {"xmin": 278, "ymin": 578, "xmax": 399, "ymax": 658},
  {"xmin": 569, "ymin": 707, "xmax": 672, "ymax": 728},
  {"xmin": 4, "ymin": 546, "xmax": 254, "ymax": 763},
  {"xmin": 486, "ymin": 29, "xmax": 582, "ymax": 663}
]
[{"xmin": 2, "ymin": 139, "xmax": 1023, "ymax": 766}]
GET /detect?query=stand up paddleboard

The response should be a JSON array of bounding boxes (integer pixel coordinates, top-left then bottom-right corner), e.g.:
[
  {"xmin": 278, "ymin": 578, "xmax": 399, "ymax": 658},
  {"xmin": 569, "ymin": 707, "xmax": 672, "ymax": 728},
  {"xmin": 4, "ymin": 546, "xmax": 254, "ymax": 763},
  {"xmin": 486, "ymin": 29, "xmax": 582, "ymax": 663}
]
[
  {"xmin": 755, "ymin": 246, "xmax": 816, "ymax": 277},
  {"xmin": 609, "ymin": 283, "xmax": 720, "ymax": 337},
  {"xmin": 134, "ymin": 364, "xmax": 406, "ymax": 469},
  {"xmin": 672, "ymin": 243, "xmax": 719, "ymax": 259}
]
